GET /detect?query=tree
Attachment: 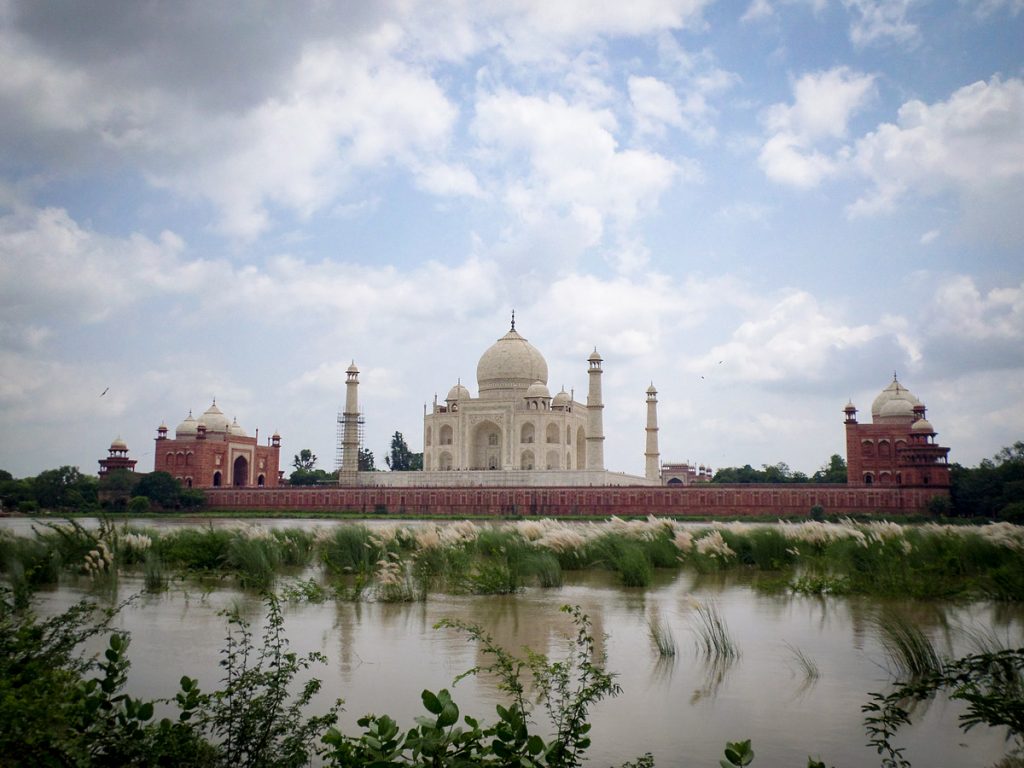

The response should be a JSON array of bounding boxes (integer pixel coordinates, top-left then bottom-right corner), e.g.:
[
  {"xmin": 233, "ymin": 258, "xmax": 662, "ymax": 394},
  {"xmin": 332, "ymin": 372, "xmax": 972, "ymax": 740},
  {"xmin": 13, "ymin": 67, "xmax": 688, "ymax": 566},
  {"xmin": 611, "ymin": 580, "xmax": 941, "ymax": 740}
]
[
  {"xmin": 951, "ymin": 441, "xmax": 1024, "ymax": 517},
  {"xmin": 135, "ymin": 471, "xmax": 183, "ymax": 509},
  {"xmin": 385, "ymin": 431, "xmax": 422, "ymax": 471},
  {"xmin": 293, "ymin": 449, "xmax": 317, "ymax": 472},
  {"xmin": 32, "ymin": 466, "xmax": 97, "ymax": 510},
  {"xmin": 358, "ymin": 448, "xmax": 376, "ymax": 472},
  {"xmin": 812, "ymin": 454, "xmax": 848, "ymax": 483}
]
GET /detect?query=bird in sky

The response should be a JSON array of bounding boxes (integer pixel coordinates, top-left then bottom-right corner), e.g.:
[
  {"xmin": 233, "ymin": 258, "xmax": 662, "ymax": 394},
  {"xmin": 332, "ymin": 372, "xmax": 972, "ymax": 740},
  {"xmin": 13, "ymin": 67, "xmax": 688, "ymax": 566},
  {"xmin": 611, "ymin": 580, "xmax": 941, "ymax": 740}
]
[{"xmin": 100, "ymin": 387, "xmax": 109, "ymax": 397}]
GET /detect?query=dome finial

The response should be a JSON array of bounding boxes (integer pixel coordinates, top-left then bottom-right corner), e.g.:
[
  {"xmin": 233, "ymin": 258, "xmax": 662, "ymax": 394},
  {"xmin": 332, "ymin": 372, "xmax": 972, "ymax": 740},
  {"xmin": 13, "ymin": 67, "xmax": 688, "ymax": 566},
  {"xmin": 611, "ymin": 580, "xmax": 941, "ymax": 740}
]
[{"xmin": 510, "ymin": 309, "xmax": 516, "ymax": 331}]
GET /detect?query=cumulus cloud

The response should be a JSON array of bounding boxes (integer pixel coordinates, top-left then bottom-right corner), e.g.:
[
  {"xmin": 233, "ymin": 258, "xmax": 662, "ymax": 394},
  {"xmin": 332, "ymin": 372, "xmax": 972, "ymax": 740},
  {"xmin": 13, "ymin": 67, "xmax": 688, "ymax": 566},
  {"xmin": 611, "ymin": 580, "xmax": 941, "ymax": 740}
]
[
  {"xmin": 741, "ymin": 0, "xmax": 776, "ymax": 22},
  {"xmin": 758, "ymin": 67, "xmax": 875, "ymax": 187},
  {"xmin": 473, "ymin": 89, "xmax": 684, "ymax": 245},
  {"xmin": 848, "ymin": 77, "xmax": 1024, "ymax": 220},
  {"xmin": 843, "ymin": 0, "xmax": 919, "ymax": 47}
]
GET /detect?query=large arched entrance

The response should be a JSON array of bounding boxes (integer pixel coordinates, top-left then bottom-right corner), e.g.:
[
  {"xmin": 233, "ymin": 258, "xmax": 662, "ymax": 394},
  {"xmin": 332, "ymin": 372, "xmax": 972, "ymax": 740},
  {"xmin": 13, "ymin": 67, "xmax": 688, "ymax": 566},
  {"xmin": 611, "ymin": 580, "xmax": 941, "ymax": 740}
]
[
  {"xmin": 470, "ymin": 420, "xmax": 502, "ymax": 470},
  {"xmin": 233, "ymin": 455, "xmax": 249, "ymax": 487}
]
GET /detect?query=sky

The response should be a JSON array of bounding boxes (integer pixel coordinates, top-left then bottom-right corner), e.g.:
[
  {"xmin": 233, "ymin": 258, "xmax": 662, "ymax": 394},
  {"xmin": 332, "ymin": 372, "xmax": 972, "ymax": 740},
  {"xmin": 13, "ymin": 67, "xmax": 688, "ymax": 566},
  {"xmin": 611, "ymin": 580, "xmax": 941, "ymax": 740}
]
[{"xmin": 0, "ymin": 0, "xmax": 1022, "ymax": 480}]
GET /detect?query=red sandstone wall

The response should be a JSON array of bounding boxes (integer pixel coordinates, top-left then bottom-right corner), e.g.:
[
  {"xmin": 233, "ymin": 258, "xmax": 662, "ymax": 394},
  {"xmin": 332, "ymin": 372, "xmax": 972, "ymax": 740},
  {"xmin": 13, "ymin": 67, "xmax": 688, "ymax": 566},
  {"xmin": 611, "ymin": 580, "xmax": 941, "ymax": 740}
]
[{"xmin": 204, "ymin": 483, "xmax": 948, "ymax": 516}]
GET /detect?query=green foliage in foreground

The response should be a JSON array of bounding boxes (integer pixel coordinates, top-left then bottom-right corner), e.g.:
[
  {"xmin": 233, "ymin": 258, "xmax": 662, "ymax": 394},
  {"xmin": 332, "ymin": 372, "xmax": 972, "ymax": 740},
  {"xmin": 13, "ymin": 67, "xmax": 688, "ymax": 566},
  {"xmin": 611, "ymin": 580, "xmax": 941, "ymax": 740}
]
[{"xmin": 2, "ymin": 587, "xmax": 1020, "ymax": 767}]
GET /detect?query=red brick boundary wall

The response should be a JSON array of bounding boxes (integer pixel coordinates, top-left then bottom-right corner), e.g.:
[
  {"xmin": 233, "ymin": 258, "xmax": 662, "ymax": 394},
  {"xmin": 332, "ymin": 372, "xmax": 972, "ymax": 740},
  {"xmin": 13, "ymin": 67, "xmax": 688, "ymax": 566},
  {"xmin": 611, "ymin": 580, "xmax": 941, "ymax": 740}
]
[{"xmin": 205, "ymin": 483, "xmax": 947, "ymax": 517}]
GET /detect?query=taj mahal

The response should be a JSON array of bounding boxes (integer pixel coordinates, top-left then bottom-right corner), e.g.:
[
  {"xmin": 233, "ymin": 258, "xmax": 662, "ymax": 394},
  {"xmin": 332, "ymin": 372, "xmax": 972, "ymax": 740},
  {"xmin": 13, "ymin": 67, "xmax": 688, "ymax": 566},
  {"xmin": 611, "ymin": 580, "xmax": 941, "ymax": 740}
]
[{"xmin": 338, "ymin": 314, "xmax": 663, "ymax": 488}]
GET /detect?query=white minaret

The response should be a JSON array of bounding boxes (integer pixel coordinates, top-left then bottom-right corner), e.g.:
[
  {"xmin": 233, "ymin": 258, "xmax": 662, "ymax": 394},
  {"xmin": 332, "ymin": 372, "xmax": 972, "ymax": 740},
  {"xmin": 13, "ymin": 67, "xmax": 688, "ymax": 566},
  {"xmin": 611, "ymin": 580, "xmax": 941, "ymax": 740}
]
[
  {"xmin": 586, "ymin": 348, "xmax": 605, "ymax": 471},
  {"xmin": 645, "ymin": 383, "xmax": 660, "ymax": 482},
  {"xmin": 341, "ymin": 361, "xmax": 360, "ymax": 477}
]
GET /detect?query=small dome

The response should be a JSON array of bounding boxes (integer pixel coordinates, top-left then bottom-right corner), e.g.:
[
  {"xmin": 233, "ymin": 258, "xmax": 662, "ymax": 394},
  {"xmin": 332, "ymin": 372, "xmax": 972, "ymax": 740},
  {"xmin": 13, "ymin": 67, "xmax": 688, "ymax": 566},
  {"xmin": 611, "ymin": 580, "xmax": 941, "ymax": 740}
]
[
  {"xmin": 588, "ymin": 348, "xmax": 602, "ymax": 362},
  {"xmin": 647, "ymin": 383, "xmax": 657, "ymax": 395},
  {"xmin": 912, "ymin": 418, "xmax": 934, "ymax": 433},
  {"xmin": 199, "ymin": 401, "xmax": 230, "ymax": 433},
  {"xmin": 347, "ymin": 361, "xmax": 359, "ymax": 373},
  {"xmin": 110, "ymin": 436, "xmax": 127, "ymax": 451},
  {"xmin": 476, "ymin": 327, "xmax": 548, "ymax": 398},
  {"xmin": 175, "ymin": 411, "xmax": 198, "ymax": 438},
  {"xmin": 552, "ymin": 388, "xmax": 571, "ymax": 407},
  {"xmin": 228, "ymin": 417, "xmax": 247, "ymax": 437},
  {"xmin": 446, "ymin": 383, "xmax": 471, "ymax": 401},
  {"xmin": 271, "ymin": 430, "xmax": 281, "ymax": 440},
  {"xmin": 525, "ymin": 380, "xmax": 551, "ymax": 399}
]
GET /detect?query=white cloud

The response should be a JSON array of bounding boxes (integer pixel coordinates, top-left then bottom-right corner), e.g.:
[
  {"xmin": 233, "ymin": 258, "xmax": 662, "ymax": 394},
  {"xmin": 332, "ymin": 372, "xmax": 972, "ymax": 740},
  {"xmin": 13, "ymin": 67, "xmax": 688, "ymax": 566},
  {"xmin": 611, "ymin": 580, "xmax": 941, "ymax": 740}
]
[
  {"xmin": 758, "ymin": 67, "xmax": 875, "ymax": 187},
  {"xmin": 843, "ymin": 0, "xmax": 919, "ymax": 47},
  {"xmin": 919, "ymin": 229, "xmax": 940, "ymax": 244},
  {"xmin": 742, "ymin": 0, "xmax": 776, "ymax": 22},
  {"xmin": 927, "ymin": 276, "xmax": 1024, "ymax": 341},
  {"xmin": 473, "ymin": 89, "xmax": 683, "ymax": 237},
  {"xmin": 629, "ymin": 76, "xmax": 686, "ymax": 137},
  {"xmin": 848, "ymin": 77, "xmax": 1024, "ymax": 219},
  {"xmin": 688, "ymin": 290, "xmax": 918, "ymax": 382}
]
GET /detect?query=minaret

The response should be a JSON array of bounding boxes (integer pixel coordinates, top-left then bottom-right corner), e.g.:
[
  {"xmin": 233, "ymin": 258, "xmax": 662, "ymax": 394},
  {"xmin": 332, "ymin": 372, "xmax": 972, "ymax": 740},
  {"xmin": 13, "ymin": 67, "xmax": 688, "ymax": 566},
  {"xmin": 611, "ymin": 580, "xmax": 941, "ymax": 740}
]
[
  {"xmin": 645, "ymin": 383, "xmax": 660, "ymax": 482},
  {"xmin": 341, "ymin": 361, "xmax": 360, "ymax": 478},
  {"xmin": 586, "ymin": 348, "xmax": 605, "ymax": 470}
]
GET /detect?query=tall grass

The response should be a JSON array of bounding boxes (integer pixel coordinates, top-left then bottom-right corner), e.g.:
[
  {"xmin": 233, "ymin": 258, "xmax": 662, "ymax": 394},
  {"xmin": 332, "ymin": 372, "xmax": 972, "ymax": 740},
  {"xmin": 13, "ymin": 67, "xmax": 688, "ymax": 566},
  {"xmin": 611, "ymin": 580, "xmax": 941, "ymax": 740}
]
[
  {"xmin": 226, "ymin": 535, "xmax": 280, "ymax": 590},
  {"xmin": 784, "ymin": 642, "xmax": 820, "ymax": 682},
  {"xmin": 320, "ymin": 525, "xmax": 381, "ymax": 575},
  {"xmin": 691, "ymin": 600, "xmax": 739, "ymax": 662},
  {"xmin": 873, "ymin": 612, "xmax": 944, "ymax": 679},
  {"xmin": 648, "ymin": 612, "xmax": 677, "ymax": 658}
]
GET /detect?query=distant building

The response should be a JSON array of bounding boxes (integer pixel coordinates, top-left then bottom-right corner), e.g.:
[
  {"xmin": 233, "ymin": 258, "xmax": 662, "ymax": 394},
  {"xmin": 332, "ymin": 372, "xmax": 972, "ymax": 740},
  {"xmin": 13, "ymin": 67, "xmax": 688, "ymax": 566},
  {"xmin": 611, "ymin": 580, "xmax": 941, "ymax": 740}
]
[
  {"xmin": 660, "ymin": 462, "xmax": 712, "ymax": 485},
  {"xmin": 98, "ymin": 436, "xmax": 137, "ymax": 476},
  {"xmin": 154, "ymin": 401, "xmax": 282, "ymax": 488},
  {"xmin": 844, "ymin": 376, "xmax": 950, "ymax": 488}
]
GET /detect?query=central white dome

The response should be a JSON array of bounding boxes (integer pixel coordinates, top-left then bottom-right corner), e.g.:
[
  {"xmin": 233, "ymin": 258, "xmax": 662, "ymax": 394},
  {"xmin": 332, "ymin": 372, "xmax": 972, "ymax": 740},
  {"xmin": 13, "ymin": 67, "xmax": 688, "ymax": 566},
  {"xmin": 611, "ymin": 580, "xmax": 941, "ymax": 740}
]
[{"xmin": 476, "ymin": 328, "xmax": 548, "ymax": 398}]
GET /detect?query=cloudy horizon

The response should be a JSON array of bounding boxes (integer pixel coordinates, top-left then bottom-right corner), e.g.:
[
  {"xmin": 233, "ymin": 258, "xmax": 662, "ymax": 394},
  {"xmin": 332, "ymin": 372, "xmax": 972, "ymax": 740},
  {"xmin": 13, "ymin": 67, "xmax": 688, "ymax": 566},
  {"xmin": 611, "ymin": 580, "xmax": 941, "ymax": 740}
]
[{"xmin": 0, "ymin": 0, "xmax": 1021, "ymax": 480}]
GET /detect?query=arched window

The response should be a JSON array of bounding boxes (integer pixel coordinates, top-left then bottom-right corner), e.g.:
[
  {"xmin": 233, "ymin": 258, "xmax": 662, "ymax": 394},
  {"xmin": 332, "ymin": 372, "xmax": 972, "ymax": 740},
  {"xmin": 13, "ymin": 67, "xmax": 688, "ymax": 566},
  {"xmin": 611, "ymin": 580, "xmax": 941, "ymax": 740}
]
[
  {"xmin": 863, "ymin": 472, "xmax": 873, "ymax": 485},
  {"xmin": 566, "ymin": 427, "xmax": 571, "ymax": 444},
  {"xmin": 212, "ymin": 471, "xmax": 222, "ymax": 487},
  {"xmin": 257, "ymin": 474, "xmax": 265, "ymax": 487},
  {"xmin": 440, "ymin": 425, "xmax": 454, "ymax": 445},
  {"xmin": 878, "ymin": 441, "xmax": 891, "ymax": 458},
  {"xmin": 521, "ymin": 423, "xmax": 535, "ymax": 444},
  {"xmin": 488, "ymin": 433, "xmax": 499, "ymax": 447},
  {"xmin": 520, "ymin": 450, "xmax": 534, "ymax": 470},
  {"xmin": 546, "ymin": 423, "xmax": 559, "ymax": 444},
  {"xmin": 861, "ymin": 441, "xmax": 875, "ymax": 458}
]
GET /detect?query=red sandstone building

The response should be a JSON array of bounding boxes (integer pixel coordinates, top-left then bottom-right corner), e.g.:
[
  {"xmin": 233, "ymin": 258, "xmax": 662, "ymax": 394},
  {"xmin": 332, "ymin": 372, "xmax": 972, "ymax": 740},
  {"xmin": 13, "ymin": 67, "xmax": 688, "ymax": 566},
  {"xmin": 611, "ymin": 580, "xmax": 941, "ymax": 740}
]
[
  {"xmin": 154, "ymin": 401, "xmax": 282, "ymax": 488},
  {"xmin": 844, "ymin": 376, "xmax": 950, "ymax": 488}
]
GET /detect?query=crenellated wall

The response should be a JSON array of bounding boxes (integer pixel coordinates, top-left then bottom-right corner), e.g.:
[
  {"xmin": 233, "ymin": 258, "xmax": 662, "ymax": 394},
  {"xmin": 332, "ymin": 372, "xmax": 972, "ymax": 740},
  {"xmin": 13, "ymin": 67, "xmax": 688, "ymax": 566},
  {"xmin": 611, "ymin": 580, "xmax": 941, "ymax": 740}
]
[{"xmin": 204, "ymin": 483, "xmax": 947, "ymax": 517}]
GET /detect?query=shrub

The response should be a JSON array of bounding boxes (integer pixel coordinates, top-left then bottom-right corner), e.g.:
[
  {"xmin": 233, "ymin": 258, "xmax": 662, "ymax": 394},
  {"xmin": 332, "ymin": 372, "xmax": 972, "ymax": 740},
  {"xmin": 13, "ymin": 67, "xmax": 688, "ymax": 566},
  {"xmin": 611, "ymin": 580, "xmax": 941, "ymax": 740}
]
[
  {"xmin": 809, "ymin": 505, "xmax": 825, "ymax": 521},
  {"xmin": 127, "ymin": 496, "xmax": 151, "ymax": 514}
]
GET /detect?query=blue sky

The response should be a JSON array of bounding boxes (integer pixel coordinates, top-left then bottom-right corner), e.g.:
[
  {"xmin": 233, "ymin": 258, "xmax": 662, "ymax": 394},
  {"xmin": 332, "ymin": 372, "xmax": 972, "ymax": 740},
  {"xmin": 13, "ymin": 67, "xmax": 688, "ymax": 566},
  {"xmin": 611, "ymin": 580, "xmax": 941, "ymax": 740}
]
[{"xmin": 0, "ymin": 0, "xmax": 1021, "ymax": 479}]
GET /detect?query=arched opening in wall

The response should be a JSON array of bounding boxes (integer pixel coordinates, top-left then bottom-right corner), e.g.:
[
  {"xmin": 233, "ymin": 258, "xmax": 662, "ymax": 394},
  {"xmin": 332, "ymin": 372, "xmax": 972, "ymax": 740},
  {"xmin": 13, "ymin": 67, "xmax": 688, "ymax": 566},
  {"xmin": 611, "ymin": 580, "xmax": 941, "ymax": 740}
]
[
  {"xmin": 879, "ymin": 472, "xmax": 891, "ymax": 485},
  {"xmin": 879, "ymin": 441, "xmax": 891, "ymax": 458},
  {"xmin": 185, "ymin": 477, "xmax": 193, "ymax": 488},
  {"xmin": 576, "ymin": 427, "xmax": 586, "ymax": 468},
  {"xmin": 521, "ymin": 450, "xmax": 534, "ymax": 470},
  {"xmin": 862, "ymin": 441, "xmax": 875, "ymax": 458},
  {"xmin": 546, "ymin": 450, "xmax": 560, "ymax": 470},
  {"xmin": 566, "ymin": 426, "xmax": 571, "ymax": 444},
  {"xmin": 546, "ymin": 423, "xmax": 559, "ymax": 444},
  {"xmin": 667, "ymin": 477, "xmax": 683, "ymax": 485},
  {"xmin": 166, "ymin": 452, "xmax": 174, "ymax": 468},
  {"xmin": 439, "ymin": 451, "xmax": 453, "ymax": 471},
  {"xmin": 521, "ymin": 422, "xmax": 535, "ymax": 444},
  {"xmin": 425, "ymin": 427, "xmax": 432, "ymax": 447},
  {"xmin": 176, "ymin": 452, "xmax": 185, "ymax": 466},
  {"xmin": 440, "ymin": 425, "xmax": 454, "ymax": 446},
  {"xmin": 863, "ymin": 473, "xmax": 873, "ymax": 485},
  {"xmin": 257, "ymin": 474, "xmax": 265, "ymax": 487},
  {"xmin": 186, "ymin": 452, "xmax": 193, "ymax": 466},
  {"xmin": 566, "ymin": 451, "xmax": 571, "ymax": 469},
  {"xmin": 213, "ymin": 471, "xmax": 222, "ymax": 487},
  {"xmin": 233, "ymin": 456, "xmax": 248, "ymax": 487},
  {"xmin": 470, "ymin": 421, "xmax": 502, "ymax": 469},
  {"xmin": 896, "ymin": 472, "xmax": 902, "ymax": 485}
]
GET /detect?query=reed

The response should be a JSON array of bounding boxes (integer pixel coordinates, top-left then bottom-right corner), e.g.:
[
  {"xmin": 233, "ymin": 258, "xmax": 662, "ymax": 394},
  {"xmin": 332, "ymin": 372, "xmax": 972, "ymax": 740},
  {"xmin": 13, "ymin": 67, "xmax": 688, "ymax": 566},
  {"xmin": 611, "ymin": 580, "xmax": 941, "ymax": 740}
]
[
  {"xmin": 320, "ymin": 524, "xmax": 381, "ymax": 575},
  {"xmin": 226, "ymin": 535, "xmax": 280, "ymax": 590},
  {"xmin": 784, "ymin": 641, "xmax": 819, "ymax": 682},
  {"xmin": 142, "ymin": 550, "xmax": 166, "ymax": 592},
  {"xmin": 648, "ymin": 613, "xmax": 677, "ymax": 658},
  {"xmin": 157, "ymin": 527, "xmax": 232, "ymax": 570},
  {"xmin": 873, "ymin": 612, "xmax": 944, "ymax": 679},
  {"xmin": 691, "ymin": 600, "xmax": 739, "ymax": 662}
]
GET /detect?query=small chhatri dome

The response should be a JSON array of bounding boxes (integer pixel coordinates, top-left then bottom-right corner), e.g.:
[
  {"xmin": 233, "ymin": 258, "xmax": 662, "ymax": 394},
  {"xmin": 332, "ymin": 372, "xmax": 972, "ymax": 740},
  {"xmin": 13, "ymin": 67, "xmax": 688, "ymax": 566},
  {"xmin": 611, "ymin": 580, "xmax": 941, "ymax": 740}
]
[
  {"xmin": 588, "ymin": 347, "xmax": 602, "ymax": 362},
  {"xmin": 175, "ymin": 411, "xmax": 198, "ymax": 438},
  {"xmin": 199, "ymin": 401, "xmax": 230, "ymax": 433},
  {"xmin": 526, "ymin": 380, "xmax": 551, "ymax": 399},
  {"xmin": 912, "ymin": 418, "xmax": 935, "ymax": 433},
  {"xmin": 647, "ymin": 383, "xmax": 657, "ymax": 395},
  {"xmin": 552, "ymin": 388, "xmax": 571, "ymax": 408},
  {"xmin": 228, "ymin": 417, "xmax": 247, "ymax": 437},
  {"xmin": 446, "ymin": 382, "xmax": 471, "ymax": 401},
  {"xmin": 476, "ymin": 322, "xmax": 549, "ymax": 397},
  {"xmin": 347, "ymin": 361, "xmax": 359, "ymax": 373},
  {"xmin": 110, "ymin": 436, "xmax": 127, "ymax": 451}
]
